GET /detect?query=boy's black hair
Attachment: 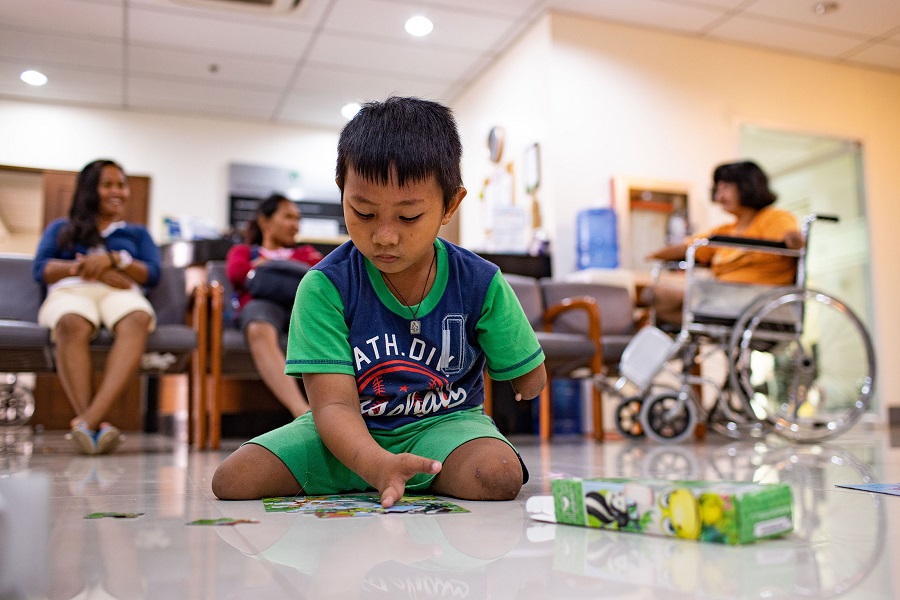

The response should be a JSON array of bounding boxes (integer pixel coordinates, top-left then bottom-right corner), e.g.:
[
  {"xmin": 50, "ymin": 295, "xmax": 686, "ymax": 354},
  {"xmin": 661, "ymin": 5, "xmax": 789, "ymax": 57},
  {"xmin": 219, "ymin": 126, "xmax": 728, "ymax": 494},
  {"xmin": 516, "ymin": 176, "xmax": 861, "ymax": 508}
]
[
  {"xmin": 336, "ymin": 96, "xmax": 463, "ymax": 210},
  {"xmin": 712, "ymin": 160, "xmax": 777, "ymax": 210},
  {"xmin": 57, "ymin": 159, "xmax": 125, "ymax": 251},
  {"xmin": 244, "ymin": 193, "xmax": 296, "ymax": 246}
]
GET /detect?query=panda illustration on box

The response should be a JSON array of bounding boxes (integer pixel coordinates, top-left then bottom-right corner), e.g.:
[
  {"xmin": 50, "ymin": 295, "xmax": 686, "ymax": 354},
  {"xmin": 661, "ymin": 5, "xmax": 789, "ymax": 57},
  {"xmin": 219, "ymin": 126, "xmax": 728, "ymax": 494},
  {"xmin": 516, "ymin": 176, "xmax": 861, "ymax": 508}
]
[{"xmin": 585, "ymin": 491, "xmax": 635, "ymax": 529}]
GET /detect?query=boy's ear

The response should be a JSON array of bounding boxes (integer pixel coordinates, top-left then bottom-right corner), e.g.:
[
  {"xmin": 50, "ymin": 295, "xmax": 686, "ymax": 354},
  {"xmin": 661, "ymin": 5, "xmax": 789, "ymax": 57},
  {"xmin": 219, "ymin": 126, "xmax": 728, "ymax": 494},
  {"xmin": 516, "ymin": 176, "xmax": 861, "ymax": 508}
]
[{"xmin": 442, "ymin": 187, "xmax": 467, "ymax": 225}]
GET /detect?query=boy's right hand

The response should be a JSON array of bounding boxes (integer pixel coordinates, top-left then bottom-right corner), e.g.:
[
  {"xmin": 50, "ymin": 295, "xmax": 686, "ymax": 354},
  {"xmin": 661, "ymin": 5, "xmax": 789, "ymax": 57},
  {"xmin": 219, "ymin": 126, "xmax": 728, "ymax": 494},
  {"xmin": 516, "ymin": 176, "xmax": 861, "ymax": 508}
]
[{"xmin": 374, "ymin": 453, "xmax": 441, "ymax": 509}]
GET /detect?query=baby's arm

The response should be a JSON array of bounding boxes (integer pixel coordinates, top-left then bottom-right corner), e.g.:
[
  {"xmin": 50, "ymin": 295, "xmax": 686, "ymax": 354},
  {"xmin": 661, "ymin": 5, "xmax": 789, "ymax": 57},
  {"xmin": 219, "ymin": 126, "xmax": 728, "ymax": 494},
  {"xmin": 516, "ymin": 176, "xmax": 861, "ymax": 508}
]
[{"xmin": 304, "ymin": 372, "xmax": 441, "ymax": 508}]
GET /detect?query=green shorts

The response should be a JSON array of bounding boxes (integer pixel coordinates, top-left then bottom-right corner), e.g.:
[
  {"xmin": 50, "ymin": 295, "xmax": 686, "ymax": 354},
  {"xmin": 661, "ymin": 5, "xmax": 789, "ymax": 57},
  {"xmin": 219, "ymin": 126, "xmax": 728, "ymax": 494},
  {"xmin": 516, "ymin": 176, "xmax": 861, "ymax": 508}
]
[{"xmin": 245, "ymin": 407, "xmax": 527, "ymax": 495}]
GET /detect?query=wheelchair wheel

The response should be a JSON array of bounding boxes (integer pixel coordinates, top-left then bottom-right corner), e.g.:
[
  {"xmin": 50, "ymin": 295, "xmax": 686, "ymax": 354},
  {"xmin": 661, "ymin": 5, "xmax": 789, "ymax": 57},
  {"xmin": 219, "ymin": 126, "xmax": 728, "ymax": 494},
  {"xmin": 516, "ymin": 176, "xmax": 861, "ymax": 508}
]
[
  {"xmin": 639, "ymin": 388, "xmax": 698, "ymax": 444},
  {"xmin": 707, "ymin": 386, "xmax": 769, "ymax": 440},
  {"xmin": 614, "ymin": 396, "xmax": 644, "ymax": 439},
  {"xmin": 0, "ymin": 382, "xmax": 35, "ymax": 428},
  {"xmin": 641, "ymin": 445, "xmax": 701, "ymax": 479},
  {"xmin": 729, "ymin": 287, "xmax": 875, "ymax": 443}
]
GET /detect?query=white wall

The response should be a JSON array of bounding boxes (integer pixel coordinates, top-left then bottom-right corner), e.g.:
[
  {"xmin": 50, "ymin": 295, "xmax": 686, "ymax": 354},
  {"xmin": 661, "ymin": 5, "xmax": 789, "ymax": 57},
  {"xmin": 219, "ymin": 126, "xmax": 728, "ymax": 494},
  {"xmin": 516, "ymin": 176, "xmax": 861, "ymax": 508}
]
[
  {"xmin": 455, "ymin": 13, "xmax": 900, "ymax": 414},
  {"xmin": 455, "ymin": 18, "xmax": 553, "ymax": 250},
  {"xmin": 0, "ymin": 100, "xmax": 341, "ymax": 242}
]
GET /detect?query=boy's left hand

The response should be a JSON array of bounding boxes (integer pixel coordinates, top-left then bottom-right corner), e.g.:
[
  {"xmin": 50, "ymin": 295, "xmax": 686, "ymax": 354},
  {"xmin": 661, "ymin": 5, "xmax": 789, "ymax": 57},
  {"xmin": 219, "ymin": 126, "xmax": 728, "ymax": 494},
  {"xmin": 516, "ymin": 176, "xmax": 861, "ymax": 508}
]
[{"xmin": 374, "ymin": 453, "xmax": 441, "ymax": 509}]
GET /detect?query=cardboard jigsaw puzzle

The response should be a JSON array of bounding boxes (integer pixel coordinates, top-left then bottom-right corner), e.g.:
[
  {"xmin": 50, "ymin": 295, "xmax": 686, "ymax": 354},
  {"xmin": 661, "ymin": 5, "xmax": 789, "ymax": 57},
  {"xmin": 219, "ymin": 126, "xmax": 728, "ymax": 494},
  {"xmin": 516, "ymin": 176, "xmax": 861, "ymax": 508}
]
[
  {"xmin": 262, "ymin": 494, "xmax": 469, "ymax": 518},
  {"xmin": 547, "ymin": 477, "xmax": 793, "ymax": 545}
]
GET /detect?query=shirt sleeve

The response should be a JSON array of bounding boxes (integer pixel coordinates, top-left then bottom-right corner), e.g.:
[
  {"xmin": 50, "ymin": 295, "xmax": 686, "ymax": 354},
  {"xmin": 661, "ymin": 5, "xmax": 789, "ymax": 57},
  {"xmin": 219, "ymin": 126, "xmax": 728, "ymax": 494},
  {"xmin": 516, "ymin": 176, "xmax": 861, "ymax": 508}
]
[
  {"xmin": 752, "ymin": 208, "xmax": 798, "ymax": 241},
  {"xmin": 226, "ymin": 244, "xmax": 253, "ymax": 290},
  {"xmin": 292, "ymin": 245, "xmax": 324, "ymax": 267},
  {"xmin": 686, "ymin": 223, "xmax": 730, "ymax": 266},
  {"xmin": 32, "ymin": 219, "xmax": 65, "ymax": 283},
  {"xmin": 285, "ymin": 270, "xmax": 356, "ymax": 377},
  {"xmin": 134, "ymin": 227, "xmax": 161, "ymax": 287},
  {"xmin": 476, "ymin": 272, "xmax": 545, "ymax": 381}
]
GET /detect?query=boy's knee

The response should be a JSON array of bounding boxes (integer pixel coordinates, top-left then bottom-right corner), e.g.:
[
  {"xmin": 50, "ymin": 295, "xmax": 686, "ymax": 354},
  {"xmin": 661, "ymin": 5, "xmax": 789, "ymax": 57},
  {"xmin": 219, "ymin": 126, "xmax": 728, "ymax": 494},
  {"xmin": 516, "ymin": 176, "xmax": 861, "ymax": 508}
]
[
  {"xmin": 211, "ymin": 461, "xmax": 248, "ymax": 500},
  {"xmin": 482, "ymin": 458, "xmax": 523, "ymax": 500},
  {"xmin": 463, "ymin": 455, "xmax": 522, "ymax": 501}
]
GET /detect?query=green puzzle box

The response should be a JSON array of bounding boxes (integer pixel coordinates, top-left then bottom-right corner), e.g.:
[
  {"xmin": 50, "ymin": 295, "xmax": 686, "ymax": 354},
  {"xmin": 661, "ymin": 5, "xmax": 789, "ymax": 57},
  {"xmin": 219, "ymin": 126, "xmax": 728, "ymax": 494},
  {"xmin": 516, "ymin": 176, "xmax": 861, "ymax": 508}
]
[{"xmin": 550, "ymin": 477, "xmax": 793, "ymax": 544}]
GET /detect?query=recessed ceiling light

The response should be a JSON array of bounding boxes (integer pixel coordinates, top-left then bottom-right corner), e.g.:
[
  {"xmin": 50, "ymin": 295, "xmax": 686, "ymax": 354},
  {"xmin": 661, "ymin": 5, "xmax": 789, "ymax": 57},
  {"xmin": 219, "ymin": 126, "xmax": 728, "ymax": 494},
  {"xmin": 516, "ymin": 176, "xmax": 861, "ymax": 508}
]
[
  {"xmin": 813, "ymin": 2, "xmax": 839, "ymax": 16},
  {"xmin": 405, "ymin": 16, "xmax": 433, "ymax": 37},
  {"xmin": 341, "ymin": 102, "xmax": 361, "ymax": 120},
  {"xmin": 20, "ymin": 70, "xmax": 48, "ymax": 86}
]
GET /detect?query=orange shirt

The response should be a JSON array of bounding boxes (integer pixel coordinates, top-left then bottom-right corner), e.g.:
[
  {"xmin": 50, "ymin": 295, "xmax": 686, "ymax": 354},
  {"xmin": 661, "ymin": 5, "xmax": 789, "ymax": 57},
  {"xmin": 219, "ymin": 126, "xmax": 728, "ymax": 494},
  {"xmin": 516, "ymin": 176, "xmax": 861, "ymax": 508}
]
[{"xmin": 690, "ymin": 207, "xmax": 799, "ymax": 285}]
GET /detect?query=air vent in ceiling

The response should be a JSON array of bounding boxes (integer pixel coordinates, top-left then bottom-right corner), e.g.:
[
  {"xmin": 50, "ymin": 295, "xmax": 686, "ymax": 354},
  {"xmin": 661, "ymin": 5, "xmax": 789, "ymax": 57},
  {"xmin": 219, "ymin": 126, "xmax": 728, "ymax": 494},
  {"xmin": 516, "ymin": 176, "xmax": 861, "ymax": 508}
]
[{"xmin": 170, "ymin": 0, "xmax": 303, "ymax": 14}]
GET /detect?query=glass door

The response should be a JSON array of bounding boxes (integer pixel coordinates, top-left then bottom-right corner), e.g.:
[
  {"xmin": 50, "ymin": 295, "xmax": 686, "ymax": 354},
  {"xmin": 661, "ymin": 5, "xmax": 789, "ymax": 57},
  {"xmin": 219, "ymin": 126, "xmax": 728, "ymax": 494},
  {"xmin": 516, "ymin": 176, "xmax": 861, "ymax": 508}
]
[{"xmin": 740, "ymin": 125, "xmax": 876, "ymax": 416}]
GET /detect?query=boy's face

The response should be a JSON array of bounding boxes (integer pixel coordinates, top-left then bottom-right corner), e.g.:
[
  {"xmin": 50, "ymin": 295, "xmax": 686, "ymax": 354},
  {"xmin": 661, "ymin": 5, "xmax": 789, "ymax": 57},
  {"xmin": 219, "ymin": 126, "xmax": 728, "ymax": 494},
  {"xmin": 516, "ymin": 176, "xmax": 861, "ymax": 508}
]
[{"xmin": 342, "ymin": 166, "xmax": 464, "ymax": 279}]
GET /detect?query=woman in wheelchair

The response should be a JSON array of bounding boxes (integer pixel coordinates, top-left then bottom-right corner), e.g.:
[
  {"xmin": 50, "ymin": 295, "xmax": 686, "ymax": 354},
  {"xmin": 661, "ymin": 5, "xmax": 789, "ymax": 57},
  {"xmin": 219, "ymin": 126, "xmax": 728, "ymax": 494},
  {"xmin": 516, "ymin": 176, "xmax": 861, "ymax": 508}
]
[
  {"xmin": 615, "ymin": 160, "xmax": 874, "ymax": 444},
  {"xmin": 643, "ymin": 160, "xmax": 802, "ymax": 326}
]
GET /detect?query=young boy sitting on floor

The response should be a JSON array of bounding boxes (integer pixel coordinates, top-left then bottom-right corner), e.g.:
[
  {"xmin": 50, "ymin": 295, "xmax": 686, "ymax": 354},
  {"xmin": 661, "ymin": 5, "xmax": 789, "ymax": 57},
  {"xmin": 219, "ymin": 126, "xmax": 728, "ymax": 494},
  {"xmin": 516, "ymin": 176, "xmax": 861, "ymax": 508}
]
[{"xmin": 212, "ymin": 96, "xmax": 546, "ymax": 507}]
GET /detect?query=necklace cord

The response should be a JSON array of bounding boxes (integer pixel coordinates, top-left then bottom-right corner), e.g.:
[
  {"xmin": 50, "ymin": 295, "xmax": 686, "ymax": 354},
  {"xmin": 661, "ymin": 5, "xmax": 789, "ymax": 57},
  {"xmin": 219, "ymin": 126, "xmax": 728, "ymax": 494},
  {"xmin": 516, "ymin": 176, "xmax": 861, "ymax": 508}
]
[{"xmin": 382, "ymin": 250, "xmax": 436, "ymax": 322}]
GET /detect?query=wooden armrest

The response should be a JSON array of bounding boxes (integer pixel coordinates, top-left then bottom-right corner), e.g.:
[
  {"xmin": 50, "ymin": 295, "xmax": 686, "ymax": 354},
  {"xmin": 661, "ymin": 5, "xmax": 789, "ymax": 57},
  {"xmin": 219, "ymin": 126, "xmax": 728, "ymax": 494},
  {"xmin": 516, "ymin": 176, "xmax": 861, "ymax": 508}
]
[{"xmin": 543, "ymin": 295, "xmax": 602, "ymax": 342}]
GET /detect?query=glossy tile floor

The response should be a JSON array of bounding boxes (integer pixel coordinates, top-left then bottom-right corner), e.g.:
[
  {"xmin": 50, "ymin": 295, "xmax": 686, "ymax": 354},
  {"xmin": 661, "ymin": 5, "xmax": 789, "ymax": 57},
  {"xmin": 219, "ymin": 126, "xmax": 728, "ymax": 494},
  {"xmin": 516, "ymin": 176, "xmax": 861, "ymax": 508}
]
[{"xmin": 2, "ymin": 423, "xmax": 899, "ymax": 599}]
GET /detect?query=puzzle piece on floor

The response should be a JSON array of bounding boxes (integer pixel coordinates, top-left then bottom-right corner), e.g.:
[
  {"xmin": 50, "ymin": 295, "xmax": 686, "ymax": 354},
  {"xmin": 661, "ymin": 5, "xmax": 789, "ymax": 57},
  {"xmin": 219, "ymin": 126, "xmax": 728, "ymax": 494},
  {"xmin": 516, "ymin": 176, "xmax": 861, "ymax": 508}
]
[
  {"xmin": 836, "ymin": 483, "xmax": 900, "ymax": 497},
  {"xmin": 84, "ymin": 512, "xmax": 145, "ymax": 519},
  {"xmin": 186, "ymin": 518, "xmax": 260, "ymax": 526}
]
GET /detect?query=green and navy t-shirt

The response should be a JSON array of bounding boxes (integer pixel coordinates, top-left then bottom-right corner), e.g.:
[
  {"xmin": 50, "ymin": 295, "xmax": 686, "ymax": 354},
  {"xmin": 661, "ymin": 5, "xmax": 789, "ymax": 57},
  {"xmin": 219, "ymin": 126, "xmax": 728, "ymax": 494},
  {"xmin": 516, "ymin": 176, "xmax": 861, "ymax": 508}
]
[{"xmin": 286, "ymin": 238, "xmax": 544, "ymax": 431}]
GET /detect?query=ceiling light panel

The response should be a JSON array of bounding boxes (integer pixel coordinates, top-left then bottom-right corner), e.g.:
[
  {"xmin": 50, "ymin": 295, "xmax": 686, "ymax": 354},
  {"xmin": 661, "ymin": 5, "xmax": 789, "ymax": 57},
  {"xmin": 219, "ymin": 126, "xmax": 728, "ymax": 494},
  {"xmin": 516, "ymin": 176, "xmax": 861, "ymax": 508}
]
[
  {"xmin": 747, "ymin": 0, "xmax": 900, "ymax": 37},
  {"xmin": 127, "ymin": 76, "xmax": 282, "ymax": 119},
  {"xmin": 0, "ymin": 29, "xmax": 123, "ymax": 71},
  {"xmin": 708, "ymin": 13, "xmax": 867, "ymax": 59},
  {"xmin": 0, "ymin": 0, "xmax": 124, "ymax": 38},
  {"xmin": 0, "ymin": 62, "xmax": 123, "ymax": 104},
  {"xmin": 306, "ymin": 33, "xmax": 473, "ymax": 82},
  {"xmin": 128, "ymin": 6, "xmax": 315, "ymax": 58},
  {"xmin": 128, "ymin": 45, "xmax": 295, "ymax": 87},
  {"xmin": 321, "ymin": 0, "xmax": 514, "ymax": 54},
  {"xmin": 546, "ymin": 0, "xmax": 725, "ymax": 34}
]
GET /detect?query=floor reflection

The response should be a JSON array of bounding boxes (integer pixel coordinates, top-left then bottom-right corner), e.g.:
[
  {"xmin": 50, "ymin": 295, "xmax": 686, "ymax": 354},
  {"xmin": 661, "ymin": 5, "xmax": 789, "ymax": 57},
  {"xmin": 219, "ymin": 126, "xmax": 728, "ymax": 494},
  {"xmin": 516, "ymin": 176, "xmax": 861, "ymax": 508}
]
[
  {"xmin": 215, "ymin": 500, "xmax": 526, "ymax": 599},
  {"xmin": 0, "ymin": 427, "xmax": 895, "ymax": 599},
  {"xmin": 525, "ymin": 438, "xmax": 889, "ymax": 599}
]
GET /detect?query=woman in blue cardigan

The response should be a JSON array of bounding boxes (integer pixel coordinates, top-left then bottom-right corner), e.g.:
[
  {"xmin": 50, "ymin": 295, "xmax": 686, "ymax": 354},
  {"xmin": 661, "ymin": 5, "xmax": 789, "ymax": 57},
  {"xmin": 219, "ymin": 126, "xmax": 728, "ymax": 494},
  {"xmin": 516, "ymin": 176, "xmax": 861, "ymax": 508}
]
[{"xmin": 32, "ymin": 159, "xmax": 161, "ymax": 454}]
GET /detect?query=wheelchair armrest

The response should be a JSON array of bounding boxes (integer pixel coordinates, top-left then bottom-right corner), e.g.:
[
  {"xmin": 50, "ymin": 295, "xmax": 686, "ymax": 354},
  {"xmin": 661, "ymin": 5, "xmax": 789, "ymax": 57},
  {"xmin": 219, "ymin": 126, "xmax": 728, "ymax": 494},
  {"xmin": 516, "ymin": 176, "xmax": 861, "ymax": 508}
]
[
  {"xmin": 703, "ymin": 235, "xmax": 801, "ymax": 257},
  {"xmin": 707, "ymin": 235, "xmax": 787, "ymax": 249}
]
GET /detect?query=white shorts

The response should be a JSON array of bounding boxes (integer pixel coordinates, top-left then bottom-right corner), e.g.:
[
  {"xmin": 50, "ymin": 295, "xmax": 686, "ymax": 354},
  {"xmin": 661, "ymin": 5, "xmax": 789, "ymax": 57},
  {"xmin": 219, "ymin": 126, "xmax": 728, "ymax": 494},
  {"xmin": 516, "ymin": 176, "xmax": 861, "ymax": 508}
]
[{"xmin": 38, "ymin": 282, "xmax": 156, "ymax": 339}]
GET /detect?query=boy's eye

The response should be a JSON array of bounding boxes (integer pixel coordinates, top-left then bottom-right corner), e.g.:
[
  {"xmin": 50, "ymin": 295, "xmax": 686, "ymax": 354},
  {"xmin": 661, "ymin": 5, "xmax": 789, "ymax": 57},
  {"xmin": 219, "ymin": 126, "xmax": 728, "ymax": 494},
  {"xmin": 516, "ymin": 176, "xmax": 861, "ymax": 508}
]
[
  {"xmin": 352, "ymin": 208, "xmax": 374, "ymax": 220},
  {"xmin": 400, "ymin": 214, "xmax": 423, "ymax": 223}
]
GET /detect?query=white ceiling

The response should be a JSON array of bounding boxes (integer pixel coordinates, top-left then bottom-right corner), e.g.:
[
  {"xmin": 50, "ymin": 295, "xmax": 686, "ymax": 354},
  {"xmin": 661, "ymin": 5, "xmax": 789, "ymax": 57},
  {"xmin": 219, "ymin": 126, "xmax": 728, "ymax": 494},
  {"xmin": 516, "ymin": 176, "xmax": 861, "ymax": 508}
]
[{"xmin": 2, "ymin": 0, "xmax": 900, "ymax": 130}]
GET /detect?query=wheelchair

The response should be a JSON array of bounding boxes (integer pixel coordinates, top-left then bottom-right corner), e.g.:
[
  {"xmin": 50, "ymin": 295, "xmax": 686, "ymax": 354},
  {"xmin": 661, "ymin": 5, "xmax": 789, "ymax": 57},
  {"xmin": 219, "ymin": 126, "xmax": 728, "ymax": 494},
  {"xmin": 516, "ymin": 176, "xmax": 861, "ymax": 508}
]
[
  {"xmin": 600, "ymin": 214, "xmax": 876, "ymax": 444},
  {"xmin": 0, "ymin": 373, "xmax": 36, "ymax": 429}
]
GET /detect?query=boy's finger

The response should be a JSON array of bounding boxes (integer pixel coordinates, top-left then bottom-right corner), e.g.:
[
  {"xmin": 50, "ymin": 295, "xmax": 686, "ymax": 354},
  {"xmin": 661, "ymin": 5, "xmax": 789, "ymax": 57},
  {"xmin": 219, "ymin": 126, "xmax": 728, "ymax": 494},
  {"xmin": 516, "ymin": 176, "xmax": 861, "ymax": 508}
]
[
  {"xmin": 413, "ymin": 456, "xmax": 441, "ymax": 475},
  {"xmin": 381, "ymin": 488, "xmax": 400, "ymax": 509},
  {"xmin": 398, "ymin": 453, "xmax": 441, "ymax": 476}
]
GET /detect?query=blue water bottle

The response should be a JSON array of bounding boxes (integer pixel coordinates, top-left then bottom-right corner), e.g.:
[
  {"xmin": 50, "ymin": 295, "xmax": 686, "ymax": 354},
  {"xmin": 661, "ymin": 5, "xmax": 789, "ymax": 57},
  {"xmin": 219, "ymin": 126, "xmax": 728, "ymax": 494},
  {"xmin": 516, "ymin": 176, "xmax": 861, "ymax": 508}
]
[{"xmin": 576, "ymin": 208, "xmax": 619, "ymax": 269}]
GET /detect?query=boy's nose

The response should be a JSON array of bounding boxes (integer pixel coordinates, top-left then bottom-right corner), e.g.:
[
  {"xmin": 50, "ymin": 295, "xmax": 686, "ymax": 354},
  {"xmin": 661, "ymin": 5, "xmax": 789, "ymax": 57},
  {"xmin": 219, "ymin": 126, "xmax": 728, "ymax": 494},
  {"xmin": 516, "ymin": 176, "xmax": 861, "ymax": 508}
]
[{"xmin": 372, "ymin": 224, "xmax": 399, "ymax": 246}]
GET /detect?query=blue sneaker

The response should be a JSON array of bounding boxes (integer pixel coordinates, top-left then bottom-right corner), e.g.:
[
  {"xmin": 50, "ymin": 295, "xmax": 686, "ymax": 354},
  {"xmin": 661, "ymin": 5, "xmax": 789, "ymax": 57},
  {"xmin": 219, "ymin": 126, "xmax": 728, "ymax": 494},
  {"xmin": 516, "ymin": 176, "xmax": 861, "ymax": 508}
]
[
  {"xmin": 95, "ymin": 424, "xmax": 123, "ymax": 455},
  {"xmin": 67, "ymin": 423, "xmax": 96, "ymax": 455}
]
